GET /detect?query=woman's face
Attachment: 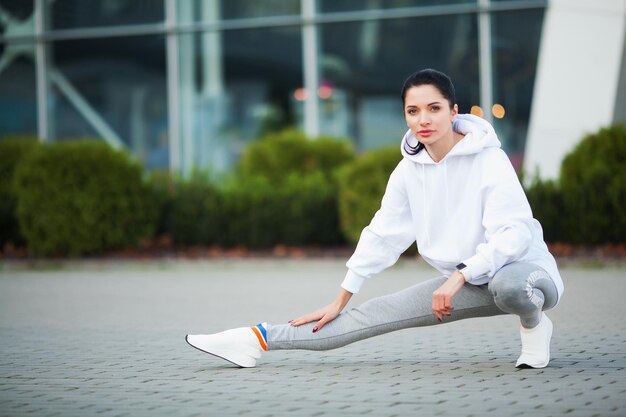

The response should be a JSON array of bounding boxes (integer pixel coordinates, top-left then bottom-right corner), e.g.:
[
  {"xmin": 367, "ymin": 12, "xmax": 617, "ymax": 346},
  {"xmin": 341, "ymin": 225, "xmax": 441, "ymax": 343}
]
[{"xmin": 404, "ymin": 84, "xmax": 458, "ymax": 147}]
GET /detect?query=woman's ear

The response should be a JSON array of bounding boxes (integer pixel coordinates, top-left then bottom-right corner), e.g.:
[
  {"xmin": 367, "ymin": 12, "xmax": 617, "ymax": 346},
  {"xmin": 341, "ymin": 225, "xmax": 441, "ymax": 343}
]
[{"xmin": 450, "ymin": 104, "xmax": 459, "ymax": 121}]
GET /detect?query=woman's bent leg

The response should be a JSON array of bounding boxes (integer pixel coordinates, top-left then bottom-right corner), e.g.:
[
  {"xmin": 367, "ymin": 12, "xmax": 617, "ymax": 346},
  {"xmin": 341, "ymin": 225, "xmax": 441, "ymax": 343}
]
[
  {"xmin": 487, "ymin": 262, "xmax": 559, "ymax": 368},
  {"xmin": 268, "ymin": 276, "xmax": 506, "ymax": 351},
  {"xmin": 488, "ymin": 263, "xmax": 558, "ymax": 328}
]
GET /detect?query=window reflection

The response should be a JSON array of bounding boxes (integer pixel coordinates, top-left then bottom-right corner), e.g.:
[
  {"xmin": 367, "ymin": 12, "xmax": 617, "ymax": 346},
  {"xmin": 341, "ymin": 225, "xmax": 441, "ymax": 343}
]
[
  {"xmin": 0, "ymin": 55, "xmax": 37, "ymax": 137},
  {"xmin": 318, "ymin": 14, "xmax": 479, "ymax": 149},
  {"xmin": 176, "ymin": 26, "xmax": 302, "ymax": 172},
  {"xmin": 50, "ymin": 0, "xmax": 164, "ymax": 30},
  {"xmin": 320, "ymin": 0, "xmax": 476, "ymax": 13},
  {"xmin": 0, "ymin": 0, "xmax": 547, "ymax": 174},
  {"xmin": 50, "ymin": 36, "xmax": 167, "ymax": 168},
  {"xmin": 178, "ymin": 0, "xmax": 299, "ymax": 24},
  {"xmin": 491, "ymin": 8, "xmax": 544, "ymax": 169}
]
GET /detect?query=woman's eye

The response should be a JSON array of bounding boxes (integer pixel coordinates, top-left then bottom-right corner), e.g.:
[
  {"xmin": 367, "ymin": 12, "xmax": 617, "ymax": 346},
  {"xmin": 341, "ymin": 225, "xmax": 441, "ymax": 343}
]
[
  {"xmin": 430, "ymin": 106, "xmax": 440, "ymax": 112},
  {"xmin": 407, "ymin": 109, "xmax": 417, "ymax": 115}
]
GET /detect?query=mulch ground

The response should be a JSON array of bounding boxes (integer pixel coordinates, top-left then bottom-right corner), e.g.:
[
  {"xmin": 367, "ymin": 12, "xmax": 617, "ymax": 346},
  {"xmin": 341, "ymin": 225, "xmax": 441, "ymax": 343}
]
[{"xmin": 1, "ymin": 235, "xmax": 625, "ymax": 263}]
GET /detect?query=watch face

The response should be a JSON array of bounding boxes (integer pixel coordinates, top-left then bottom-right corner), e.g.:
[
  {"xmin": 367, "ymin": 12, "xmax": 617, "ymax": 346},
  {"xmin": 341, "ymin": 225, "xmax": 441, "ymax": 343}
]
[{"xmin": 456, "ymin": 262, "xmax": 467, "ymax": 270}]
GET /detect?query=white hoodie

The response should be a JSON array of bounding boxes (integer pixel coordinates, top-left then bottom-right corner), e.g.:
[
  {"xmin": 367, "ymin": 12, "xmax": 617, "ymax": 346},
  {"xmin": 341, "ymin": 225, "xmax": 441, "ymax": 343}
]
[{"xmin": 342, "ymin": 114, "xmax": 564, "ymax": 302}]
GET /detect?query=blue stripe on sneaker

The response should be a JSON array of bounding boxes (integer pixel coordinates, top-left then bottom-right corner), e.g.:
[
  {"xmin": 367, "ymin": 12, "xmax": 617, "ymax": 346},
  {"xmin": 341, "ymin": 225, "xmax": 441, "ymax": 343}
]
[{"xmin": 255, "ymin": 323, "xmax": 267, "ymax": 343}]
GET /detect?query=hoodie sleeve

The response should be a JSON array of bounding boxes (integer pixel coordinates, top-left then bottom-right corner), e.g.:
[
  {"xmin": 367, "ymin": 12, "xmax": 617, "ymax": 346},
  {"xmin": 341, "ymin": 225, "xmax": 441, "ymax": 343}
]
[
  {"xmin": 459, "ymin": 150, "xmax": 534, "ymax": 283},
  {"xmin": 342, "ymin": 162, "xmax": 416, "ymax": 293}
]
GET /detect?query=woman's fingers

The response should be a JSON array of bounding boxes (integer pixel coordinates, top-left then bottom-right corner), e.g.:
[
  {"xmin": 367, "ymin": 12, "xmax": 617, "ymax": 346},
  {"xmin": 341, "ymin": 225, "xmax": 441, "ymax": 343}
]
[
  {"xmin": 313, "ymin": 311, "xmax": 337, "ymax": 332},
  {"xmin": 432, "ymin": 278, "xmax": 461, "ymax": 321},
  {"xmin": 290, "ymin": 311, "xmax": 322, "ymax": 326},
  {"xmin": 432, "ymin": 292, "xmax": 454, "ymax": 321},
  {"xmin": 312, "ymin": 316, "xmax": 327, "ymax": 333}
]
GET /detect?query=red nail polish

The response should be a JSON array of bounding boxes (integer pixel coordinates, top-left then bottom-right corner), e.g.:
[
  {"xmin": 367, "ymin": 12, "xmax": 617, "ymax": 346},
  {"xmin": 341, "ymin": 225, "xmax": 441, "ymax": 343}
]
[{"xmin": 312, "ymin": 327, "xmax": 318, "ymax": 333}]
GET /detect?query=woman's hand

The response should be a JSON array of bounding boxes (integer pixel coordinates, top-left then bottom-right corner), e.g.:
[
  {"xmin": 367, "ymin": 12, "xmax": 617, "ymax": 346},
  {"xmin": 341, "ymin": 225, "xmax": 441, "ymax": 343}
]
[
  {"xmin": 432, "ymin": 271, "xmax": 466, "ymax": 321},
  {"xmin": 289, "ymin": 288, "xmax": 353, "ymax": 332}
]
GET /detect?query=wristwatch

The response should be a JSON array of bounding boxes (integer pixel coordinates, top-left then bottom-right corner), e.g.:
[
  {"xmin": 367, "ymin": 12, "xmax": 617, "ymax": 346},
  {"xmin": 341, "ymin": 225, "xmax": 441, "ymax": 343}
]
[{"xmin": 456, "ymin": 262, "xmax": 468, "ymax": 281}]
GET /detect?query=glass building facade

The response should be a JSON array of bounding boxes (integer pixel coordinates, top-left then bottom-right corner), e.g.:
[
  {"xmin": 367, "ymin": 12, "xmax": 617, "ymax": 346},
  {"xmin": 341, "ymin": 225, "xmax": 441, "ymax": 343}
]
[{"xmin": 0, "ymin": 0, "xmax": 546, "ymax": 173}]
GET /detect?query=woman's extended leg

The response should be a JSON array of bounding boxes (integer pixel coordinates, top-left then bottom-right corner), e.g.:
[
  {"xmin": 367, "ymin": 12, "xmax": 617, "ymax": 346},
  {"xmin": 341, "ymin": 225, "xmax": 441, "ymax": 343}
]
[
  {"xmin": 187, "ymin": 275, "xmax": 505, "ymax": 367},
  {"xmin": 487, "ymin": 262, "xmax": 559, "ymax": 368},
  {"xmin": 268, "ymin": 275, "xmax": 506, "ymax": 351},
  {"xmin": 186, "ymin": 264, "xmax": 559, "ymax": 367}
]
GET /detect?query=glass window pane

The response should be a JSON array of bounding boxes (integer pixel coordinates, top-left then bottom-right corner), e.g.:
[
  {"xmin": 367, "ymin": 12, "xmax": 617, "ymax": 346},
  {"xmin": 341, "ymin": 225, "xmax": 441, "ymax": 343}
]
[
  {"xmin": 50, "ymin": 0, "xmax": 164, "ymax": 30},
  {"xmin": 320, "ymin": 0, "xmax": 476, "ymax": 13},
  {"xmin": 178, "ymin": 0, "xmax": 299, "ymax": 24},
  {"xmin": 491, "ymin": 8, "xmax": 544, "ymax": 169},
  {"xmin": 222, "ymin": 0, "xmax": 299, "ymax": 19},
  {"xmin": 49, "ymin": 36, "xmax": 168, "ymax": 169},
  {"xmin": 318, "ymin": 14, "xmax": 479, "ymax": 149},
  {"xmin": 176, "ymin": 26, "xmax": 302, "ymax": 172},
  {"xmin": 0, "ymin": 53, "xmax": 37, "ymax": 138}
]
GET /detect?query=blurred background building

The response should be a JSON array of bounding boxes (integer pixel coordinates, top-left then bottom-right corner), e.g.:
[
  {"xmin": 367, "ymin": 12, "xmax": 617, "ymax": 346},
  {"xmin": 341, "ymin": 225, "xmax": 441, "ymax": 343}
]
[{"xmin": 0, "ymin": 0, "xmax": 624, "ymax": 178}]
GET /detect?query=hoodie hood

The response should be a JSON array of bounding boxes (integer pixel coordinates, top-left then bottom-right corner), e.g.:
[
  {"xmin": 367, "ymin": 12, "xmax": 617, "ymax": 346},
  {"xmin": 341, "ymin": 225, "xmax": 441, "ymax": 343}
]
[{"xmin": 400, "ymin": 113, "xmax": 501, "ymax": 164}]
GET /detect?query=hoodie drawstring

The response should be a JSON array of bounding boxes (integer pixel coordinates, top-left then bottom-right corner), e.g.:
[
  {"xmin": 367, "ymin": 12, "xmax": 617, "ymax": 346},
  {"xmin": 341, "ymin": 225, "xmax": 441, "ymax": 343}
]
[
  {"xmin": 444, "ymin": 159, "xmax": 450, "ymax": 217},
  {"xmin": 422, "ymin": 164, "xmax": 431, "ymax": 246}
]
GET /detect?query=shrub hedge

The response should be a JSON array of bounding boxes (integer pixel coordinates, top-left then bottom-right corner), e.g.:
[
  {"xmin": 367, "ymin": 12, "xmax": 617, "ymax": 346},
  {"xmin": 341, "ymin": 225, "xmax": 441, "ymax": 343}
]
[
  {"xmin": 559, "ymin": 124, "xmax": 626, "ymax": 244},
  {"xmin": 525, "ymin": 177, "xmax": 565, "ymax": 244},
  {"xmin": 236, "ymin": 129, "xmax": 355, "ymax": 183},
  {"xmin": 0, "ymin": 137, "xmax": 39, "ymax": 247},
  {"xmin": 164, "ymin": 171, "xmax": 226, "ymax": 247},
  {"xmin": 4, "ymin": 124, "xmax": 624, "ymax": 257},
  {"xmin": 223, "ymin": 172, "xmax": 343, "ymax": 248},
  {"xmin": 338, "ymin": 145, "xmax": 402, "ymax": 244},
  {"xmin": 226, "ymin": 129, "xmax": 353, "ymax": 247},
  {"xmin": 14, "ymin": 140, "xmax": 157, "ymax": 256},
  {"xmin": 525, "ymin": 123, "xmax": 626, "ymax": 244}
]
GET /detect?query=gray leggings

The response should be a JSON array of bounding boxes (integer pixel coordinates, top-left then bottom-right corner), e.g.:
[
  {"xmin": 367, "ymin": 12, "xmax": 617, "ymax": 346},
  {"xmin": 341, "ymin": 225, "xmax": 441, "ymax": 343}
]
[{"xmin": 267, "ymin": 262, "xmax": 558, "ymax": 351}]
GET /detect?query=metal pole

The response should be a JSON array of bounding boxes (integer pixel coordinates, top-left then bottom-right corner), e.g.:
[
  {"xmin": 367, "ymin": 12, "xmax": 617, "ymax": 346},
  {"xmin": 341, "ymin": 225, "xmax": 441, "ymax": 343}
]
[
  {"xmin": 302, "ymin": 0, "xmax": 320, "ymax": 138},
  {"xmin": 165, "ymin": 0, "xmax": 181, "ymax": 172},
  {"xmin": 478, "ymin": 0, "xmax": 493, "ymax": 123},
  {"xmin": 34, "ymin": 0, "xmax": 48, "ymax": 142}
]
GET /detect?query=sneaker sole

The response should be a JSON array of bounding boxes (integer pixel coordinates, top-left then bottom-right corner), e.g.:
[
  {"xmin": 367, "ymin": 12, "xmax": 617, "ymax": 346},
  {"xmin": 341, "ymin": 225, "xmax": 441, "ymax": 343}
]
[{"xmin": 185, "ymin": 335, "xmax": 255, "ymax": 368}]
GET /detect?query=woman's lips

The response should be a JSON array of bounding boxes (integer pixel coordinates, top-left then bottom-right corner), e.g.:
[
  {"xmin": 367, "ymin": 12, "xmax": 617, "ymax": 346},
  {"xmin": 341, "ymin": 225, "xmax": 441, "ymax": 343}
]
[{"xmin": 418, "ymin": 130, "xmax": 434, "ymax": 137}]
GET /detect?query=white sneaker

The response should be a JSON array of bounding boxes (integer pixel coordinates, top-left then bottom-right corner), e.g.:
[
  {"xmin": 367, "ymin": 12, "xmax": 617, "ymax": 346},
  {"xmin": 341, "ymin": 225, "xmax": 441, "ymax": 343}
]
[
  {"xmin": 186, "ymin": 323, "xmax": 267, "ymax": 368},
  {"xmin": 516, "ymin": 313, "xmax": 553, "ymax": 369}
]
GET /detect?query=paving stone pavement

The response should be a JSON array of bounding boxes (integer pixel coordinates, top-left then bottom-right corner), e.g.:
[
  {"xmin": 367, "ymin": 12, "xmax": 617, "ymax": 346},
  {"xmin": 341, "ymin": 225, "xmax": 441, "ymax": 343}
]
[{"xmin": 0, "ymin": 259, "xmax": 625, "ymax": 417}]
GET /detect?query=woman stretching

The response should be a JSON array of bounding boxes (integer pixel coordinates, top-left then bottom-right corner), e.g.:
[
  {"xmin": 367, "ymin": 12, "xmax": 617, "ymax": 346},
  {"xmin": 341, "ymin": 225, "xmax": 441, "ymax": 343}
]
[{"xmin": 186, "ymin": 68, "xmax": 564, "ymax": 369}]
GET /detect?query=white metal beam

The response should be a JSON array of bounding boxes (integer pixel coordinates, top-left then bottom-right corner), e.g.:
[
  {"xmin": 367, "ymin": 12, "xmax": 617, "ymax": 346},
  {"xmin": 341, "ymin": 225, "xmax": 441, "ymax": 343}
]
[
  {"xmin": 478, "ymin": 0, "xmax": 493, "ymax": 124},
  {"xmin": 302, "ymin": 0, "xmax": 319, "ymax": 138},
  {"xmin": 34, "ymin": 0, "xmax": 49, "ymax": 141},
  {"xmin": 50, "ymin": 70, "xmax": 125, "ymax": 148},
  {"xmin": 165, "ymin": 0, "xmax": 181, "ymax": 172}
]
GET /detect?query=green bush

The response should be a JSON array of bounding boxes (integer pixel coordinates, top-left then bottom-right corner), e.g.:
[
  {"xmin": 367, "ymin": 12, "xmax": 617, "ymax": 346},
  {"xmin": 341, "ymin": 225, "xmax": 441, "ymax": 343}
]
[
  {"xmin": 167, "ymin": 172, "xmax": 226, "ymax": 246},
  {"xmin": 338, "ymin": 146, "xmax": 402, "ymax": 244},
  {"xmin": 146, "ymin": 170, "xmax": 175, "ymax": 238},
  {"xmin": 14, "ymin": 140, "xmax": 157, "ymax": 256},
  {"xmin": 278, "ymin": 172, "xmax": 343, "ymax": 246},
  {"xmin": 559, "ymin": 124, "xmax": 626, "ymax": 244},
  {"xmin": 230, "ymin": 130, "xmax": 353, "ymax": 247},
  {"xmin": 0, "ymin": 137, "xmax": 39, "ymax": 247},
  {"xmin": 525, "ymin": 177, "xmax": 565, "ymax": 243},
  {"xmin": 223, "ymin": 172, "xmax": 343, "ymax": 248},
  {"xmin": 236, "ymin": 129, "xmax": 355, "ymax": 183}
]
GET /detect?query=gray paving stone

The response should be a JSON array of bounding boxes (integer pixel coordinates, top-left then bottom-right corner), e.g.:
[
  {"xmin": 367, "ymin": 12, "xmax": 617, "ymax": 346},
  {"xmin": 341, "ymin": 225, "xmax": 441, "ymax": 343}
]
[{"xmin": 0, "ymin": 259, "xmax": 625, "ymax": 417}]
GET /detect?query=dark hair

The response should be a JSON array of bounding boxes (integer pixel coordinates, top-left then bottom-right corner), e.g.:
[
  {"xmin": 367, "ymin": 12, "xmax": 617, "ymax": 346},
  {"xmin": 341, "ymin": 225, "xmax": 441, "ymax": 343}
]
[
  {"xmin": 401, "ymin": 68, "xmax": 456, "ymax": 108},
  {"xmin": 401, "ymin": 69, "xmax": 456, "ymax": 155}
]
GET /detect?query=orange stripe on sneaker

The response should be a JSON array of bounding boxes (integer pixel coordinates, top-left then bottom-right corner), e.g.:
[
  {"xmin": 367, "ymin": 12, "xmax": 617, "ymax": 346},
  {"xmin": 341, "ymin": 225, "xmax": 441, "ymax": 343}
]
[{"xmin": 251, "ymin": 326, "xmax": 267, "ymax": 351}]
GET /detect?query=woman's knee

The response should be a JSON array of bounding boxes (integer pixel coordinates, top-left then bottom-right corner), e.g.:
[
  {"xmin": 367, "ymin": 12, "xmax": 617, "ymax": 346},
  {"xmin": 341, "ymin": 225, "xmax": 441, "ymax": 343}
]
[
  {"xmin": 488, "ymin": 265, "xmax": 546, "ymax": 314},
  {"xmin": 489, "ymin": 278, "xmax": 533, "ymax": 313}
]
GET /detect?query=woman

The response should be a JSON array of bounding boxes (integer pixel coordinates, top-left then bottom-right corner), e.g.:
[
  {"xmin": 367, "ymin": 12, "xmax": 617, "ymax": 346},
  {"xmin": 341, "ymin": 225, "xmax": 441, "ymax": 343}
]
[{"xmin": 186, "ymin": 69, "xmax": 564, "ymax": 369}]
